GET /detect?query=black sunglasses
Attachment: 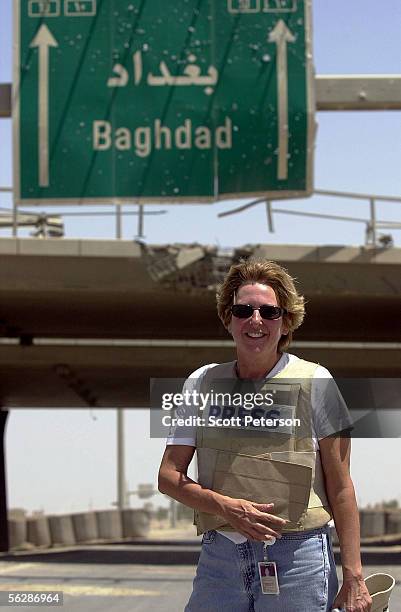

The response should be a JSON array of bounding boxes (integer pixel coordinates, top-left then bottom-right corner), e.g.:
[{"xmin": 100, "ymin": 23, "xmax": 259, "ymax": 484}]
[{"xmin": 231, "ymin": 304, "xmax": 286, "ymax": 320}]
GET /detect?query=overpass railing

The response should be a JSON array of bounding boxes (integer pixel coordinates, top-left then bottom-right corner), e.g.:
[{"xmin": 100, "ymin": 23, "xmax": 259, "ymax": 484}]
[{"xmin": 1, "ymin": 187, "xmax": 401, "ymax": 247}]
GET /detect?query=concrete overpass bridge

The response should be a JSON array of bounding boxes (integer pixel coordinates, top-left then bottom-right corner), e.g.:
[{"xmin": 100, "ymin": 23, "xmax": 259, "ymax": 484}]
[{"xmin": 0, "ymin": 237, "xmax": 400, "ymax": 408}]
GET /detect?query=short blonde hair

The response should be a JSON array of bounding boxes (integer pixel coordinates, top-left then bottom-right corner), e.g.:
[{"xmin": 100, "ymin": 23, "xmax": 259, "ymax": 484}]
[{"xmin": 216, "ymin": 259, "xmax": 305, "ymax": 351}]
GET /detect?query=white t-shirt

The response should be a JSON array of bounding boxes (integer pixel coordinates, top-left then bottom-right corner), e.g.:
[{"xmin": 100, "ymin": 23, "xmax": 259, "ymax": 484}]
[{"xmin": 166, "ymin": 353, "xmax": 352, "ymax": 543}]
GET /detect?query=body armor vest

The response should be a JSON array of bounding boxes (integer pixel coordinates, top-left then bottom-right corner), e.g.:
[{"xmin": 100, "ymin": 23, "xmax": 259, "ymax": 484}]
[{"xmin": 194, "ymin": 357, "xmax": 333, "ymax": 535}]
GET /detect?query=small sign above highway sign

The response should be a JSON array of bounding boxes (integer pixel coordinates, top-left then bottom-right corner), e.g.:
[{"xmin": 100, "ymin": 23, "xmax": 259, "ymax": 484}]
[{"xmin": 14, "ymin": 0, "xmax": 314, "ymax": 204}]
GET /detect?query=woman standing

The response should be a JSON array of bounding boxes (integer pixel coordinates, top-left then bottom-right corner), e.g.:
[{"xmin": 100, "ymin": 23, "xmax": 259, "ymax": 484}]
[{"xmin": 158, "ymin": 259, "xmax": 371, "ymax": 611}]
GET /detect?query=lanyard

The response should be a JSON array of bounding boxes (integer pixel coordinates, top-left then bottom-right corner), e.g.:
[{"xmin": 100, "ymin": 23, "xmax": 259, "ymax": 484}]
[{"xmin": 263, "ymin": 536, "xmax": 276, "ymax": 562}]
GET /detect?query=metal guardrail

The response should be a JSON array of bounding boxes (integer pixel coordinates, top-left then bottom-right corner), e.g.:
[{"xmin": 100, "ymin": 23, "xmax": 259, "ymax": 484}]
[
  {"xmin": 217, "ymin": 189, "xmax": 401, "ymax": 248},
  {"xmin": 1, "ymin": 188, "xmax": 401, "ymax": 246}
]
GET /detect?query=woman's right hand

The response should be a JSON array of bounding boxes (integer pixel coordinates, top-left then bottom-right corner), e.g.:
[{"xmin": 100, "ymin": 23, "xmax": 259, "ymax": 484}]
[{"xmin": 221, "ymin": 497, "xmax": 288, "ymax": 541}]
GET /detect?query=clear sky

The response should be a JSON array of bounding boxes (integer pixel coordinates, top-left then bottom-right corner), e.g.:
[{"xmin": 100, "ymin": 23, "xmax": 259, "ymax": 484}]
[{"xmin": 1, "ymin": 1, "xmax": 401, "ymax": 514}]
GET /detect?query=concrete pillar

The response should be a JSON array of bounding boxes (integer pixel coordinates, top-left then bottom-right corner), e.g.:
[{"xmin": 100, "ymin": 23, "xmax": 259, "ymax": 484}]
[
  {"xmin": 121, "ymin": 509, "xmax": 150, "ymax": 538},
  {"xmin": 71, "ymin": 512, "xmax": 99, "ymax": 543},
  {"xmin": 48, "ymin": 515, "xmax": 76, "ymax": 547},
  {"xmin": 8, "ymin": 519, "xmax": 28, "ymax": 550},
  {"xmin": 27, "ymin": 516, "xmax": 51, "ymax": 547},
  {"xmin": 96, "ymin": 510, "xmax": 123, "ymax": 540},
  {"xmin": 385, "ymin": 511, "xmax": 401, "ymax": 534},
  {"xmin": 360, "ymin": 510, "xmax": 386, "ymax": 538},
  {"xmin": 0, "ymin": 412, "xmax": 9, "ymax": 552}
]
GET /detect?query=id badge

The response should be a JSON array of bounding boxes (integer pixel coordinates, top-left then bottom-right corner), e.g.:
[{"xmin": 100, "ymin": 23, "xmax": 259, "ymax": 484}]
[{"xmin": 258, "ymin": 561, "xmax": 280, "ymax": 595}]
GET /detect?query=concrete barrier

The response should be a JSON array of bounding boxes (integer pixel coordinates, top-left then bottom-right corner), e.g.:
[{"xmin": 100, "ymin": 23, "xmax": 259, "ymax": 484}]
[
  {"xmin": 96, "ymin": 510, "xmax": 123, "ymax": 540},
  {"xmin": 360, "ymin": 511, "xmax": 386, "ymax": 538},
  {"xmin": 27, "ymin": 516, "xmax": 52, "ymax": 548},
  {"xmin": 71, "ymin": 512, "xmax": 99, "ymax": 543},
  {"xmin": 122, "ymin": 509, "xmax": 150, "ymax": 538},
  {"xmin": 48, "ymin": 515, "xmax": 76, "ymax": 547},
  {"xmin": 8, "ymin": 519, "xmax": 29, "ymax": 550},
  {"xmin": 386, "ymin": 511, "xmax": 401, "ymax": 534}
]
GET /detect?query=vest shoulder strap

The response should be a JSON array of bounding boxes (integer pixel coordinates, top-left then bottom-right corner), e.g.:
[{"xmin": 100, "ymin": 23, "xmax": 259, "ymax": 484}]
[{"xmin": 274, "ymin": 357, "xmax": 320, "ymax": 379}]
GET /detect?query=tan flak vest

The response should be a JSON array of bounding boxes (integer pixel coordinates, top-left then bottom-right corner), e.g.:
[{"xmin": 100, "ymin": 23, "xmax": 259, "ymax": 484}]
[{"xmin": 194, "ymin": 357, "xmax": 333, "ymax": 535}]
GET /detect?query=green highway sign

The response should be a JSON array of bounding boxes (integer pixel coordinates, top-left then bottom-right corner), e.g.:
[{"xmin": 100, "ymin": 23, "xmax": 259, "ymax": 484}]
[{"xmin": 14, "ymin": 0, "xmax": 314, "ymax": 204}]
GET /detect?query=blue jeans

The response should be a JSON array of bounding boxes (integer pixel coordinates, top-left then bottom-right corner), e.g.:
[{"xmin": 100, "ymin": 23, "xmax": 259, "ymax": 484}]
[{"xmin": 185, "ymin": 526, "xmax": 338, "ymax": 611}]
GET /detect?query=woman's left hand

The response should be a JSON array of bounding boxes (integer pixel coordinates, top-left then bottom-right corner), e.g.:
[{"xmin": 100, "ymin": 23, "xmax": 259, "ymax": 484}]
[{"xmin": 332, "ymin": 575, "xmax": 372, "ymax": 611}]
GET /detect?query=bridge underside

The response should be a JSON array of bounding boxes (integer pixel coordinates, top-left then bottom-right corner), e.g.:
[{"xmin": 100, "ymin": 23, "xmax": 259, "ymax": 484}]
[{"xmin": 1, "ymin": 343, "xmax": 400, "ymax": 408}]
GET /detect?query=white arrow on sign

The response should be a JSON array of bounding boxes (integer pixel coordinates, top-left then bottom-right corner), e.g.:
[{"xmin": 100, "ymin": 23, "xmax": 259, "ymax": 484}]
[
  {"xmin": 268, "ymin": 20, "xmax": 295, "ymax": 181},
  {"xmin": 30, "ymin": 24, "xmax": 58, "ymax": 188}
]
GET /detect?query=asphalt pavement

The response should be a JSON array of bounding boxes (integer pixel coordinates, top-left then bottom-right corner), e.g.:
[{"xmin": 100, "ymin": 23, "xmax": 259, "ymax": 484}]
[
  {"xmin": 0, "ymin": 547, "xmax": 400, "ymax": 611},
  {"xmin": 1, "ymin": 526, "xmax": 400, "ymax": 611}
]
